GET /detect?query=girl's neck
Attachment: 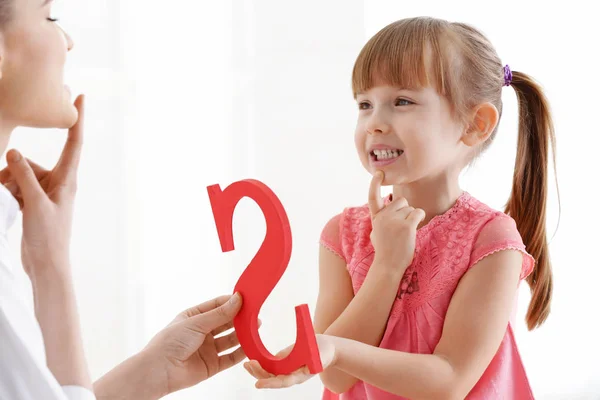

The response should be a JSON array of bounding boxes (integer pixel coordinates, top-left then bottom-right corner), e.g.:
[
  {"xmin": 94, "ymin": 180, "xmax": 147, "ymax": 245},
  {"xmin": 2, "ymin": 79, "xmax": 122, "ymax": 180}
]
[{"xmin": 392, "ymin": 176, "xmax": 463, "ymax": 228}]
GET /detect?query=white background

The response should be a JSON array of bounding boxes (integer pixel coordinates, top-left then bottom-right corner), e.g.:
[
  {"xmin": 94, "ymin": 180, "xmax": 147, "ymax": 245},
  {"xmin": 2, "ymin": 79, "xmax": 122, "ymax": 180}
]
[{"xmin": 4, "ymin": 0, "xmax": 599, "ymax": 399}]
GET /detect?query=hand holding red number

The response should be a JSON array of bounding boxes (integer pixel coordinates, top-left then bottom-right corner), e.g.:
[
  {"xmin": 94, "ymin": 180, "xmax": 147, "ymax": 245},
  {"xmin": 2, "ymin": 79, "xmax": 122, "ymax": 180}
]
[
  {"xmin": 244, "ymin": 334, "xmax": 337, "ymax": 389},
  {"xmin": 207, "ymin": 180, "xmax": 323, "ymax": 376},
  {"xmin": 368, "ymin": 171, "xmax": 426, "ymax": 272}
]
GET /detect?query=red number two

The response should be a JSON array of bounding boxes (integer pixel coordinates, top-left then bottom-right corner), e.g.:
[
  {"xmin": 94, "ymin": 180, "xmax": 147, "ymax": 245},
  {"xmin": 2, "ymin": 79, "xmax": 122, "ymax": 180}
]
[{"xmin": 207, "ymin": 179, "xmax": 323, "ymax": 375}]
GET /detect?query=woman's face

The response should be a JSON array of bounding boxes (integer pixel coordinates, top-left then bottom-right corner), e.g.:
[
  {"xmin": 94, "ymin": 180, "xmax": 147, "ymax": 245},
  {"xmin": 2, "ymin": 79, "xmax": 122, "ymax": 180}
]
[{"xmin": 0, "ymin": 0, "xmax": 76, "ymax": 130}]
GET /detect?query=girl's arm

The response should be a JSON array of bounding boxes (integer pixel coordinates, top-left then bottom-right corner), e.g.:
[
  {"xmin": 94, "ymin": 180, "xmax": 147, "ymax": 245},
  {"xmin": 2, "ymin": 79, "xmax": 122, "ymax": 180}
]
[
  {"xmin": 313, "ymin": 173, "xmax": 424, "ymax": 394},
  {"xmin": 329, "ymin": 249, "xmax": 523, "ymax": 399},
  {"xmin": 314, "ymin": 245, "xmax": 404, "ymax": 394},
  {"xmin": 250, "ymin": 249, "xmax": 523, "ymax": 400}
]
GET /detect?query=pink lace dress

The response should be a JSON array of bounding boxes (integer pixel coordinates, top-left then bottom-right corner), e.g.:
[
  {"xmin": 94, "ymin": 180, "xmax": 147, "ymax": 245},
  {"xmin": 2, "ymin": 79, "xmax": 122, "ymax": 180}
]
[{"xmin": 319, "ymin": 191, "xmax": 535, "ymax": 400}]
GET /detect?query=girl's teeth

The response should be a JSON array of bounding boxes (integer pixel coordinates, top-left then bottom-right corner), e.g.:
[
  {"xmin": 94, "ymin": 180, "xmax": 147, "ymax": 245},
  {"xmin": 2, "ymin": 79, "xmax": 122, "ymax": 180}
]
[{"xmin": 373, "ymin": 149, "xmax": 402, "ymax": 160}]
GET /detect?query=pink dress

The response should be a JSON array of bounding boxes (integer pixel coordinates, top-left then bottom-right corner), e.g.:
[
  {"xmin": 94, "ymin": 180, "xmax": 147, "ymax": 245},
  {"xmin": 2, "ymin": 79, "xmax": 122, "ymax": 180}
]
[{"xmin": 319, "ymin": 191, "xmax": 535, "ymax": 400}]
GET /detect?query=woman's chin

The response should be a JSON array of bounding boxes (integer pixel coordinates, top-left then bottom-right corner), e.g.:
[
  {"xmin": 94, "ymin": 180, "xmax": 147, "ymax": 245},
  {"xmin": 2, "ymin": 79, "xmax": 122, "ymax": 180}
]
[
  {"xmin": 63, "ymin": 104, "xmax": 79, "ymax": 128},
  {"xmin": 50, "ymin": 102, "xmax": 78, "ymax": 129},
  {"xmin": 25, "ymin": 107, "xmax": 77, "ymax": 129},
  {"xmin": 52, "ymin": 90, "xmax": 78, "ymax": 128}
]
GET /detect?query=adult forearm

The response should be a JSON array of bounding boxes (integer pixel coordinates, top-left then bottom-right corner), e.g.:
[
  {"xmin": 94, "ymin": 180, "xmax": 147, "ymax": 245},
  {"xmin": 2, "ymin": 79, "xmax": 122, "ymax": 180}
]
[
  {"xmin": 94, "ymin": 351, "xmax": 166, "ymax": 400},
  {"xmin": 30, "ymin": 268, "xmax": 92, "ymax": 390}
]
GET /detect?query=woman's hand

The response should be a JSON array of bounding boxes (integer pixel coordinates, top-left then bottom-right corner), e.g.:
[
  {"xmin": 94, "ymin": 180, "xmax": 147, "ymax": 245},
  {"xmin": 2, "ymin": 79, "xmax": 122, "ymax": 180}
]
[
  {"xmin": 243, "ymin": 334, "xmax": 337, "ymax": 389},
  {"xmin": 368, "ymin": 171, "xmax": 425, "ymax": 272},
  {"xmin": 0, "ymin": 95, "xmax": 85, "ymax": 277},
  {"xmin": 95, "ymin": 294, "xmax": 247, "ymax": 400},
  {"xmin": 144, "ymin": 293, "xmax": 247, "ymax": 393}
]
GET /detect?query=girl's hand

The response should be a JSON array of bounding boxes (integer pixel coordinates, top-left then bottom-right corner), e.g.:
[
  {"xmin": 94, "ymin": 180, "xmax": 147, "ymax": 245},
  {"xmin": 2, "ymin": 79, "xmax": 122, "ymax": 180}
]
[
  {"xmin": 368, "ymin": 171, "xmax": 425, "ymax": 272},
  {"xmin": 243, "ymin": 334, "xmax": 337, "ymax": 389},
  {"xmin": 1, "ymin": 95, "xmax": 85, "ymax": 277}
]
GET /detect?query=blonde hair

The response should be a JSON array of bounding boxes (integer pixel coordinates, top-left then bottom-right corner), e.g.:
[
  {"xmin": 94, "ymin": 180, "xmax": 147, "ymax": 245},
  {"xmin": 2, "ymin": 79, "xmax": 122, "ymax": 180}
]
[{"xmin": 353, "ymin": 17, "xmax": 557, "ymax": 330}]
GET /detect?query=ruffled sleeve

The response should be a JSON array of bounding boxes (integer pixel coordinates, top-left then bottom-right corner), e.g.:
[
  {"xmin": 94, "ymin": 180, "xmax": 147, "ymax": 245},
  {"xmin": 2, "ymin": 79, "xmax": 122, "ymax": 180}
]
[
  {"xmin": 319, "ymin": 213, "xmax": 346, "ymax": 262},
  {"xmin": 469, "ymin": 214, "xmax": 535, "ymax": 280}
]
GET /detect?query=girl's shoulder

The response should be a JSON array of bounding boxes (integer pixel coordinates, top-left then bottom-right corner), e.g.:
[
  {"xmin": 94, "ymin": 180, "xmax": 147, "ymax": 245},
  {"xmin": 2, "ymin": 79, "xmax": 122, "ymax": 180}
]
[
  {"xmin": 319, "ymin": 202, "xmax": 373, "ymax": 263},
  {"xmin": 454, "ymin": 193, "xmax": 535, "ymax": 279}
]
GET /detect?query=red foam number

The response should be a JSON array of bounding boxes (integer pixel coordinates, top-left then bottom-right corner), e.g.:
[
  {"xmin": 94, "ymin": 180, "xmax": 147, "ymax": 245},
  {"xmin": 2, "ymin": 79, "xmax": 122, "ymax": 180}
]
[{"xmin": 207, "ymin": 180, "xmax": 323, "ymax": 375}]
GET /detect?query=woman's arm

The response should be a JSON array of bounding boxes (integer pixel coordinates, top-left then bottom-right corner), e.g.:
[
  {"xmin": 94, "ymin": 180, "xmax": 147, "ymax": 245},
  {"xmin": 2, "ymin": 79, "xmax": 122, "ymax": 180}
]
[
  {"xmin": 94, "ymin": 294, "xmax": 245, "ymax": 400},
  {"xmin": 4, "ymin": 96, "xmax": 92, "ymax": 391},
  {"xmin": 29, "ymin": 268, "xmax": 92, "ymax": 390},
  {"xmin": 0, "ymin": 306, "xmax": 94, "ymax": 400}
]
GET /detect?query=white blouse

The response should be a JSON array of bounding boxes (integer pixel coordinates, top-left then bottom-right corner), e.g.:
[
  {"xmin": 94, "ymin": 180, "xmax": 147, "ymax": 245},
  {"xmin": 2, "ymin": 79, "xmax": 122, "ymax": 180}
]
[{"xmin": 0, "ymin": 184, "xmax": 95, "ymax": 400}]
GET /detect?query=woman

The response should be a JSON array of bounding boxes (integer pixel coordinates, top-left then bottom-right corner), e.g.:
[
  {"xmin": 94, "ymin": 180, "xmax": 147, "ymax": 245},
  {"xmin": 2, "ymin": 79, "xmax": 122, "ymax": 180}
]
[{"xmin": 0, "ymin": 0, "xmax": 245, "ymax": 398}]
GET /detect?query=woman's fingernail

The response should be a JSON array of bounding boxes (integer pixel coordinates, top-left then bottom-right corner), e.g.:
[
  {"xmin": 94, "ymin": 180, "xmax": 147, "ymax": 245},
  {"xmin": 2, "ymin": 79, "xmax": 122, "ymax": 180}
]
[
  {"xmin": 8, "ymin": 150, "xmax": 21, "ymax": 163},
  {"xmin": 230, "ymin": 292, "xmax": 241, "ymax": 304}
]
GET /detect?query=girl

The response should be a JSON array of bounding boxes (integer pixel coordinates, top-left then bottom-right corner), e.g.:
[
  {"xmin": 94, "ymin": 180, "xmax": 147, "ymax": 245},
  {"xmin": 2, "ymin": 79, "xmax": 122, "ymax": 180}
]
[{"xmin": 244, "ymin": 16, "xmax": 556, "ymax": 399}]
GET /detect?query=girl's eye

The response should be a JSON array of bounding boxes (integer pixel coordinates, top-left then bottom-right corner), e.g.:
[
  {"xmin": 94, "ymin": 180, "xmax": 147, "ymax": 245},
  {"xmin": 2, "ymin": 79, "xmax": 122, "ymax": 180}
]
[
  {"xmin": 395, "ymin": 98, "xmax": 413, "ymax": 106},
  {"xmin": 358, "ymin": 102, "xmax": 371, "ymax": 110}
]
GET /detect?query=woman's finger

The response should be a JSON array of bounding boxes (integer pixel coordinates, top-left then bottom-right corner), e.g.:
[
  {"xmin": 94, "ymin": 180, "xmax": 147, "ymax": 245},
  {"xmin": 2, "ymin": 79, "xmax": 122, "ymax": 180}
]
[
  {"xmin": 0, "ymin": 167, "xmax": 11, "ymax": 184},
  {"xmin": 6, "ymin": 150, "xmax": 46, "ymax": 204},
  {"xmin": 178, "ymin": 295, "xmax": 234, "ymax": 319},
  {"xmin": 218, "ymin": 346, "xmax": 246, "ymax": 372},
  {"xmin": 24, "ymin": 158, "xmax": 49, "ymax": 176},
  {"xmin": 215, "ymin": 330, "xmax": 239, "ymax": 353},
  {"xmin": 1, "ymin": 159, "xmax": 48, "ymax": 185},
  {"xmin": 212, "ymin": 321, "xmax": 234, "ymax": 336},
  {"xmin": 54, "ymin": 95, "xmax": 85, "ymax": 185}
]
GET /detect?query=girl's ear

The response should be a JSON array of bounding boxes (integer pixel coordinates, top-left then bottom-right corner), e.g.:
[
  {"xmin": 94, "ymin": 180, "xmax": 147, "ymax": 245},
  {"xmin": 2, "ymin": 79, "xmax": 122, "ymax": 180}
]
[{"xmin": 461, "ymin": 102, "xmax": 499, "ymax": 147}]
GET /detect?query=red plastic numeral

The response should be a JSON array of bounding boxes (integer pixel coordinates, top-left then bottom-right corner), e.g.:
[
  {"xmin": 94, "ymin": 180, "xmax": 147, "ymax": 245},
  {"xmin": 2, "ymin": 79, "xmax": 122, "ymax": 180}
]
[{"xmin": 207, "ymin": 179, "xmax": 323, "ymax": 375}]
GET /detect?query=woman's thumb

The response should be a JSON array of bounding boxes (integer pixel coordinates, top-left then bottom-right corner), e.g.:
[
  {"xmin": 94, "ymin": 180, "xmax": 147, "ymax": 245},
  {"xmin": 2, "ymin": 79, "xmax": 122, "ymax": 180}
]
[
  {"xmin": 6, "ymin": 150, "xmax": 44, "ymax": 203},
  {"xmin": 188, "ymin": 293, "xmax": 243, "ymax": 335}
]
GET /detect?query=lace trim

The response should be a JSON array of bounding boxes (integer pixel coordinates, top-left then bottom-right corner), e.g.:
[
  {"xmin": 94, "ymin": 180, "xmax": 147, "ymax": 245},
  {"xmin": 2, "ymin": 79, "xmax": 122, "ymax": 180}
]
[
  {"xmin": 413, "ymin": 191, "xmax": 472, "ymax": 236},
  {"xmin": 341, "ymin": 192, "xmax": 475, "ymax": 262},
  {"xmin": 319, "ymin": 239, "xmax": 346, "ymax": 262},
  {"xmin": 469, "ymin": 242, "xmax": 535, "ymax": 280}
]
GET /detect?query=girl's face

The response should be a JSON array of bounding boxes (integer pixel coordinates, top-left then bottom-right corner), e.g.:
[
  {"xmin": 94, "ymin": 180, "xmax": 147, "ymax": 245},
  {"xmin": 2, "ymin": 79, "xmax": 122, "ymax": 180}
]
[
  {"xmin": 354, "ymin": 82, "xmax": 468, "ymax": 186},
  {"xmin": 0, "ymin": 0, "xmax": 75, "ymax": 130}
]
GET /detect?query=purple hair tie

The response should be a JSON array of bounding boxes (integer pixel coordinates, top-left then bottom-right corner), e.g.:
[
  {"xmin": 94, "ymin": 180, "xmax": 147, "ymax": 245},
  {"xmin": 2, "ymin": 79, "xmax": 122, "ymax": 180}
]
[{"xmin": 503, "ymin": 64, "xmax": 513, "ymax": 87}]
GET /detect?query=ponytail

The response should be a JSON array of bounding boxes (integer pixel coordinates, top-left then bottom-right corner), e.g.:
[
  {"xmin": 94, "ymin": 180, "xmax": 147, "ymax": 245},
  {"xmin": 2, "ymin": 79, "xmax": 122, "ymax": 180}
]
[{"xmin": 506, "ymin": 71, "xmax": 558, "ymax": 330}]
